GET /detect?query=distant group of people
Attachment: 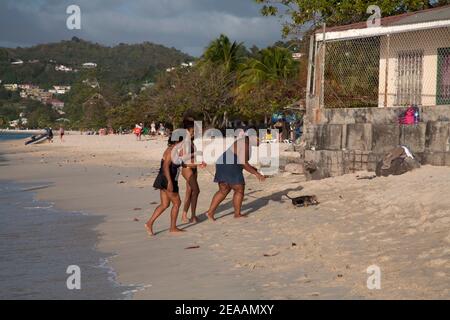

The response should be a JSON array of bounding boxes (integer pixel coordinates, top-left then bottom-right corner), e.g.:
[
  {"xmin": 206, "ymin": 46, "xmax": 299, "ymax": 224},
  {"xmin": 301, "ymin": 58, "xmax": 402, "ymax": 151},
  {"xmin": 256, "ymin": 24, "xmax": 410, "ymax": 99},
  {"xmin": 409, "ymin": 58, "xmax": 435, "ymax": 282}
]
[
  {"xmin": 133, "ymin": 122, "xmax": 169, "ymax": 141},
  {"xmin": 145, "ymin": 120, "xmax": 265, "ymax": 236}
]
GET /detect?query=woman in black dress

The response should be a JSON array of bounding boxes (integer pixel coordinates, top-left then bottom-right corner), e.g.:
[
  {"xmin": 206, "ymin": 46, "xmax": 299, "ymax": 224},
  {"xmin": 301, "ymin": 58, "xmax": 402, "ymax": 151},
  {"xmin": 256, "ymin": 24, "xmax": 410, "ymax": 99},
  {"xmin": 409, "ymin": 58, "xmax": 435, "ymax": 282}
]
[{"xmin": 145, "ymin": 136, "xmax": 184, "ymax": 236}]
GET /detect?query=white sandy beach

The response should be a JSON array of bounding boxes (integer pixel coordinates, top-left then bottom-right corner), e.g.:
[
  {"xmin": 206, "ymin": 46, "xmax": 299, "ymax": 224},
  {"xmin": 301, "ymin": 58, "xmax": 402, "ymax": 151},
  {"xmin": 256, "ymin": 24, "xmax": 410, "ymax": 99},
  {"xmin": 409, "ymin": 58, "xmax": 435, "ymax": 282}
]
[{"xmin": 0, "ymin": 134, "xmax": 449, "ymax": 299}]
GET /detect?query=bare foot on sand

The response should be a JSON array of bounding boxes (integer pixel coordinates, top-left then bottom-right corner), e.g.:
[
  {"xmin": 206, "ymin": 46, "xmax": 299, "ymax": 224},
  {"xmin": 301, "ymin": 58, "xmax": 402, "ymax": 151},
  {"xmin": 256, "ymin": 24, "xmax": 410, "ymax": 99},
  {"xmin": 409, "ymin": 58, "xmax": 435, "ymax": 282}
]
[
  {"xmin": 190, "ymin": 216, "xmax": 199, "ymax": 224},
  {"xmin": 207, "ymin": 212, "xmax": 216, "ymax": 222},
  {"xmin": 181, "ymin": 212, "xmax": 190, "ymax": 224},
  {"xmin": 145, "ymin": 222, "xmax": 155, "ymax": 236},
  {"xmin": 234, "ymin": 214, "xmax": 248, "ymax": 219},
  {"xmin": 170, "ymin": 227, "xmax": 186, "ymax": 234}
]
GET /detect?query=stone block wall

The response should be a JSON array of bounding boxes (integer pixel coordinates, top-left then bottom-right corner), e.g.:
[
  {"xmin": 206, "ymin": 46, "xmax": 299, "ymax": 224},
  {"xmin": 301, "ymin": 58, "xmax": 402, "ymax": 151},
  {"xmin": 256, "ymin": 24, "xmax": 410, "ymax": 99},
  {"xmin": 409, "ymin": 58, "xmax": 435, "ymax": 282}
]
[{"xmin": 303, "ymin": 106, "xmax": 450, "ymax": 179}]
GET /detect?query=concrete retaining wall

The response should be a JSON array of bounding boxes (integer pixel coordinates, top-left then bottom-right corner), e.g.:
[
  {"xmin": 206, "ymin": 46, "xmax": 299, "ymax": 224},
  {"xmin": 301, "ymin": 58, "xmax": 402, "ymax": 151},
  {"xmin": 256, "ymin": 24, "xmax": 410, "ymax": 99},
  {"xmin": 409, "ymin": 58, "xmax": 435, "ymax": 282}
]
[{"xmin": 303, "ymin": 106, "xmax": 450, "ymax": 179}]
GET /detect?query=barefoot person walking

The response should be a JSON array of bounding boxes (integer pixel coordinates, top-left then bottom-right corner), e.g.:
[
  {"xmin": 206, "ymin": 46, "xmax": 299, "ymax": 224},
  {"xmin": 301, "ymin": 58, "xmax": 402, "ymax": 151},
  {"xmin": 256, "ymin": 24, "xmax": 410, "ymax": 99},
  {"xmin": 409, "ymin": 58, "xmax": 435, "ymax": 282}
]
[
  {"xmin": 207, "ymin": 128, "xmax": 265, "ymax": 221},
  {"xmin": 145, "ymin": 136, "xmax": 184, "ymax": 236},
  {"xmin": 59, "ymin": 126, "xmax": 65, "ymax": 142},
  {"xmin": 180, "ymin": 120, "xmax": 206, "ymax": 224}
]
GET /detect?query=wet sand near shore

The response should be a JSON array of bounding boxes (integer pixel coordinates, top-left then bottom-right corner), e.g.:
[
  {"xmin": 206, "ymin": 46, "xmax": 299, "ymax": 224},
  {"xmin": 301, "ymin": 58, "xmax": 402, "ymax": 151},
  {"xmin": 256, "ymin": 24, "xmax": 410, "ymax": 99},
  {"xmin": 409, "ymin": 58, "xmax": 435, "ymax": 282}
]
[{"xmin": 0, "ymin": 135, "xmax": 448, "ymax": 299}]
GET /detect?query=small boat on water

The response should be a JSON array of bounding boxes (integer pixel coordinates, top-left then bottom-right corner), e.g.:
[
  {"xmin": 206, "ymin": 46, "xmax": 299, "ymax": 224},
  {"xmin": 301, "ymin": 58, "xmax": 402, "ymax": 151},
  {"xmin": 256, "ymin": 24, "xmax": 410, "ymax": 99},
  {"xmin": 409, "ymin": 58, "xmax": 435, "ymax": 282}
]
[{"xmin": 25, "ymin": 133, "xmax": 49, "ymax": 146}]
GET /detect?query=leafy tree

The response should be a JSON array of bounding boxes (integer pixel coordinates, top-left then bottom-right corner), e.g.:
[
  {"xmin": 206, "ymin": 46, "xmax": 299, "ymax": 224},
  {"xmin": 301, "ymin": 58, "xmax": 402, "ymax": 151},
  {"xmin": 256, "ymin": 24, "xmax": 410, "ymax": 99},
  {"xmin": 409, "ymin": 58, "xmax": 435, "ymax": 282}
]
[
  {"xmin": 236, "ymin": 47, "xmax": 300, "ymax": 122},
  {"xmin": 143, "ymin": 63, "xmax": 236, "ymax": 127},
  {"xmin": 107, "ymin": 103, "xmax": 139, "ymax": 130},
  {"xmin": 0, "ymin": 115, "xmax": 7, "ymax": 128},
  {"xmin": 27, "ymin": 104, "xmax": 59, "ymax": 129},
  {"xmin": 81, "ymin": 93, "xmax": 110, "ymax": 129},
  {"xmin": 0, "ymin": 104, "xmax": 20, "ymax": 122},
  {"xmin": 238, "ymin": 46, "xmax": 298, "ymax": 91},
  {"xmin": 254, "ymin": 0, "xmax": 450, "ymax": 36},
  {"xmin": 63, "ymin": 68, "xmax": 101, "ymax": 127}
]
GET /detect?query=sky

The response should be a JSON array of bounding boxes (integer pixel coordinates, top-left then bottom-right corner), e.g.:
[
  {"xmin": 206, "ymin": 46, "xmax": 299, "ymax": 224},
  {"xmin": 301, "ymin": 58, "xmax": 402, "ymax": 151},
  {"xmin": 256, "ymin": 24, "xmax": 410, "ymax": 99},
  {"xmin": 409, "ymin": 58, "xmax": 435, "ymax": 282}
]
[{"xmin": 0, "ymin": 0, "xmax": 284, "ymax": 56}]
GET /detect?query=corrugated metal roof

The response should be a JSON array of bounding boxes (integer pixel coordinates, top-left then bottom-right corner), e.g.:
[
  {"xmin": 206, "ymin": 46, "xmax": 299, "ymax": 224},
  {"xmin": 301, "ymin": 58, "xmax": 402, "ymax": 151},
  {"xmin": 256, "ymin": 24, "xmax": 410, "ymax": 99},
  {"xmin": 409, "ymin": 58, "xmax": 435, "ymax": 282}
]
[{"xmin": 317, "ymin": 4, "xmax": 450, "ymax": 33}]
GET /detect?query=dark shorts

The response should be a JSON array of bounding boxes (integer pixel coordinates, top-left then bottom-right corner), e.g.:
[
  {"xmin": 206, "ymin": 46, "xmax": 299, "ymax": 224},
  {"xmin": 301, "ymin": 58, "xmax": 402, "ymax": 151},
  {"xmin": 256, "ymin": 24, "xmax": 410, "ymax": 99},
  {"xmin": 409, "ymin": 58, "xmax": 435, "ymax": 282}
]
[
  {"xmin": 214, "ymin": 163, "xmax": 245, "ymax": 185},
  {"xmin": 153, "ymin": 174, "xmax": 179, "ymax": 193}
]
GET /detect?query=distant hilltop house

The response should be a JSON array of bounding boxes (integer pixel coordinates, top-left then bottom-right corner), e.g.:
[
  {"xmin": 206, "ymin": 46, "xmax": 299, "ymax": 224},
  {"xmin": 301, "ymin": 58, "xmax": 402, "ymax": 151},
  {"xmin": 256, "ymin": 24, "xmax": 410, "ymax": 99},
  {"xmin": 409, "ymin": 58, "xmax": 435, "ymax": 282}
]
[
  {"xmin": 49, "ymin": 99, "xmax": 65, "ymax": 110},
  {"xmin": 141, "ymin": 81, "xmax": 155, "ymax": 91},
  {"xmin": 49, "ymin": 85, "xmax": 71, "ymax": 95},
  {"xmin": 9, "ymin": 117, "xmax": 28, "ymax": 128},
  {"xmin": 4, "ymin": 82, "xmax": 70, "ymax": 105},
  {"xmin": 167, "ymin": 61, "xmax": 195, "ymax": 72},
  {"xmin": 55, "ymin": 64, "xmax": 73, "ymax": 72},
  {"xmin": 19, "ymin": 87, "xmax": 43, "ymax": 99},
  {"xmin": 82, "ymin": 62, "xmax": 97, "ymax": 69},
  {"xmin": 37, "ymin": 92, "xmax": 53, "ymax": 104},
  {"xmin": 292, "ymin": 52, "xmax": 303, "ymax": 61},
  {"xmin": 3, "ymin": 84, "xmax": 18, "ymax": 91},
  {"xmin": 181, "ymin": 62, "xmax": 194, "ymax": 68},
  {"xmin": 82, "ymin": 79, "xmax": 100, "ymax": 89},
  {"xmin": 11, "ymin": 59, "xmax": 23, "ymax": 65},
  {"xmin": 83, "ymin": 93, "xmax": 110, "ymax": 105},
  {"xmin": 18, "ymin": 84, "xmax": 38, "ymax": 90}
]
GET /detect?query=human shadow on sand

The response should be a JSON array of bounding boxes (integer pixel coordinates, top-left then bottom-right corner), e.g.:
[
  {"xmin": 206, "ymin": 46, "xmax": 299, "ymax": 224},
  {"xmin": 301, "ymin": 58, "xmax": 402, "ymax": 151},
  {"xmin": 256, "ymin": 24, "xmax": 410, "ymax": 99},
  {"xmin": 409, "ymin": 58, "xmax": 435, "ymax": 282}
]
[
  {"xmin": 178, "ymin": 185, "xmax": 304, "ymax": 231},
  {"xmin": 0, "ymin": 155, "xmax": 8, "ymax": 167}
]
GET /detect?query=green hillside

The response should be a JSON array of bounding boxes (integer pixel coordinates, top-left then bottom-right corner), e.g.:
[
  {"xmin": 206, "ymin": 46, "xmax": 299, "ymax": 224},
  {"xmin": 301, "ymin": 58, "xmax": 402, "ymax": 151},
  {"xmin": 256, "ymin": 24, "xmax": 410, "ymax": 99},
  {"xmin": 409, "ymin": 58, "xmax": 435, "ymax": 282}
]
[{"xmin": 0, "ymin": 37, "xmax": 193, "ymax": 88}]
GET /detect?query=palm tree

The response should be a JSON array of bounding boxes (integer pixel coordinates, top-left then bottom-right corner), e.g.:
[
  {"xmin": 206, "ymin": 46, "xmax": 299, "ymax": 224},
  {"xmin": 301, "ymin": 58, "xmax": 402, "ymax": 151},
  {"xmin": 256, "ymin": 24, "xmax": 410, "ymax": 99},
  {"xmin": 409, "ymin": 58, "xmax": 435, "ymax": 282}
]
[
  {"xmin": 238, "ymin": 46, "xmax": 297, "ymax": 92},
  {"xmin": 202, "ymin": 34, "xmax": 245, "ymax": 72},
  {"xmin": 236, "ymin": 46, "xmax": 299, "ymax": 123}
]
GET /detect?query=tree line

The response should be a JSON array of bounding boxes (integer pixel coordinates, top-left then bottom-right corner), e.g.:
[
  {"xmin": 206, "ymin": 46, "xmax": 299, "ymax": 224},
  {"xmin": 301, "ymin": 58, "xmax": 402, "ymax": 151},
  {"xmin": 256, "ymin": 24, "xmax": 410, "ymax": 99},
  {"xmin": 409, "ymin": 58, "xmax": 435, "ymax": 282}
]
[{"xmin": 101, "ymin": 35, "xmax": 307, "ymax": 131}]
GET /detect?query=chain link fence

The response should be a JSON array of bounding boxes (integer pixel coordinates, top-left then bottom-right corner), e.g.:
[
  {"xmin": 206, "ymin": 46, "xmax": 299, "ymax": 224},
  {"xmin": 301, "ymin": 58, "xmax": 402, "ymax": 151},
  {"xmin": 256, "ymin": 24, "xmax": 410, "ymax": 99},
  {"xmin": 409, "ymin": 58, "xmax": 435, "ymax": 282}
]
[{"xmin": 311, "ymin": 26, "xmax": 450, "ymax": 109}]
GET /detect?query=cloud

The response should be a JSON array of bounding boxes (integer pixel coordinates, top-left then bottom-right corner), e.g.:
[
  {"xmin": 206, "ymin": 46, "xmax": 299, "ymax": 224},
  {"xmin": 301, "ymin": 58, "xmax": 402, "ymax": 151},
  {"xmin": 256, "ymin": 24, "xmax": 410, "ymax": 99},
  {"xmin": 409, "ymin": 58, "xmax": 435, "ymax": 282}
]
[{"xmin": 0, "ymin": 0, "xmax": 283, "ymax": 56}]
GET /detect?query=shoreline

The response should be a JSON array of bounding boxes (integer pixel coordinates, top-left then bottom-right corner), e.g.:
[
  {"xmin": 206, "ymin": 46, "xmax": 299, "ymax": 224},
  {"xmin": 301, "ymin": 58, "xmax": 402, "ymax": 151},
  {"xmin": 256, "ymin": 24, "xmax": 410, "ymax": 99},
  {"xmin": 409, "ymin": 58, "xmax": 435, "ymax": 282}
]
[
  {"xmin": 0, "ymin": 178, "xmax": 132, "ymax": 299},
  {"xmin": 0, "ymin": 129, "xmax": 43, "ymax": 134},
  {"xmin": 0, "ymin": 135, "xmax": 449, "ymax": 299}
]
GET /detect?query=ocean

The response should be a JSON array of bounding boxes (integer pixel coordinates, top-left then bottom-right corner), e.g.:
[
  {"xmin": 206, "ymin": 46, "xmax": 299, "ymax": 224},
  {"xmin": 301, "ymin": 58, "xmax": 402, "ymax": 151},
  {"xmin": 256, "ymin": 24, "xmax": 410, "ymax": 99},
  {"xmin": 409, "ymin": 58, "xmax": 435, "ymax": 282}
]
[
  {"xmin": 0, "ymin": 132, "xmax": 33, "ymax": 142},
  {"xmin": 0, "ymin": 134, "xmax": 134, "ymax": 299}
]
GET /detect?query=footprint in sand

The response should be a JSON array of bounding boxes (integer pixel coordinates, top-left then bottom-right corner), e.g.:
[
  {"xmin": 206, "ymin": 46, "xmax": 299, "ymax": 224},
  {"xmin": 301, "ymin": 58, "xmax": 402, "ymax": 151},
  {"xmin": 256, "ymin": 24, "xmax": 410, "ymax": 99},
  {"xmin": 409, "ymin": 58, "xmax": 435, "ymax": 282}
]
[
  {"xmin": 426, "ymin": 259, "xmax": 448, "ymax": 268},
  {"xmin": 445, "ymin": 234, "xmax": 450, "ymax": 244},
  {"xmin": 410, "ymin": 203, "xmax": 430, "ymax": 229}
]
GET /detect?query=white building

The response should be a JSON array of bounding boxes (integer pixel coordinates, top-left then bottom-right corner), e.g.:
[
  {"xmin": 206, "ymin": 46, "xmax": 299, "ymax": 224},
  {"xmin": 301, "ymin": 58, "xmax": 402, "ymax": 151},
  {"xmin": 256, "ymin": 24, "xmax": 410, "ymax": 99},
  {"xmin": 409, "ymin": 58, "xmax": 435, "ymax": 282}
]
[
  {"xmin": 55, "ymin": 65, "xmax": 73, "ymax": 72},
  {"xmin": 4, "ymin": 84, "xmax": 18, "ymax": 91},
  {"xmin": 292, "ymin": 53, "xmax": 303, "ymax": 61},
  {"xmin": 82, "ymin": 62, "xmax": 97, "ymax": 69},
  {"xmin": 53, "ymin": 85, "xmax": 71, "ymax": 94},
  {"xmin": 18, "ymin": 84, "xmax": 37, "ymax": 90},
  {"xmin": 312, "ymin": 5, "xmax": 450, "ymax": 108},
  {"xmin": 82, "ymin": 79, "xmax": 100, "ymax": 89}
]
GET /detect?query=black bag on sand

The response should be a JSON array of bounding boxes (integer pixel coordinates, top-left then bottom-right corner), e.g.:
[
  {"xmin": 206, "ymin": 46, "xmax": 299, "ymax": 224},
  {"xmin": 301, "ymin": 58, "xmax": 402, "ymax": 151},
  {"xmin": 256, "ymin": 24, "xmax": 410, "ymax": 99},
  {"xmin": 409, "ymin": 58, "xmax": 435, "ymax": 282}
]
[{"xmin": 376, "ymin": 147, "xmax": 421, "ymax": 177}]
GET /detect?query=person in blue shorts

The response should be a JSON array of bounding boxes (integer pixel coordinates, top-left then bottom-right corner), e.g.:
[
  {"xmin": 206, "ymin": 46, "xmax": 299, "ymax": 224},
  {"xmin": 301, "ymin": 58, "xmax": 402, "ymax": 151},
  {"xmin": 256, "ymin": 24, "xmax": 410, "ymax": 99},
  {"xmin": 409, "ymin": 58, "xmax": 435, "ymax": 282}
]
[{"xmin": 207, "ymin": 128, "xmax": 265, "ymax": 221}]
